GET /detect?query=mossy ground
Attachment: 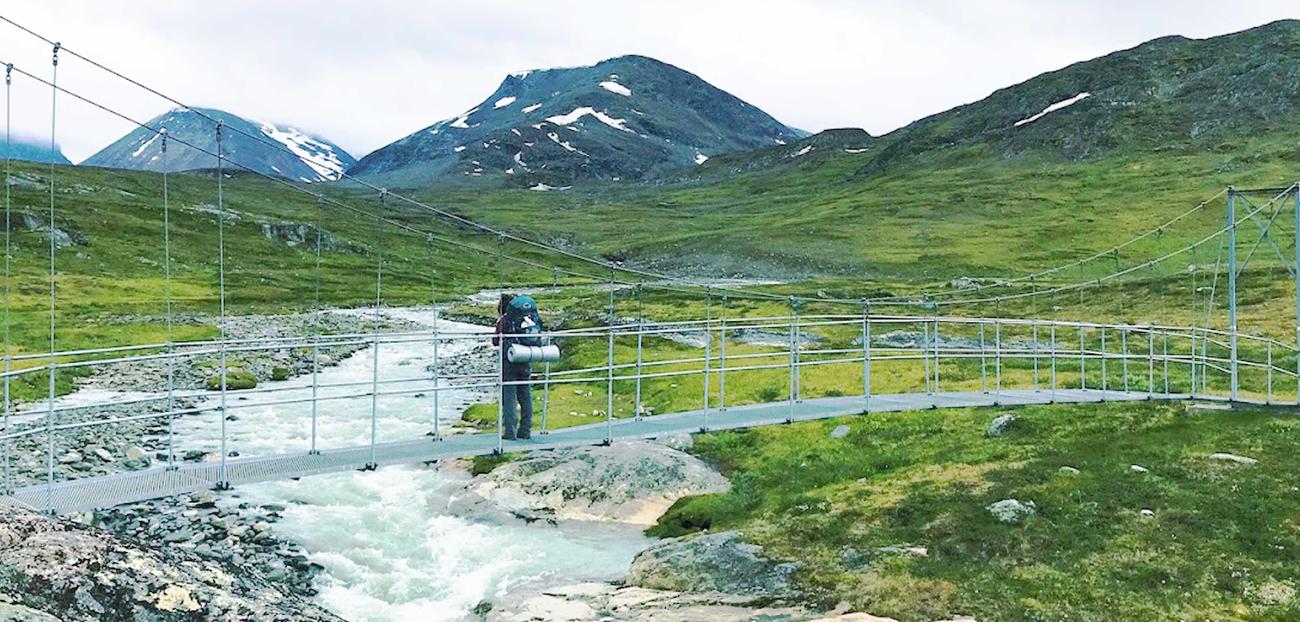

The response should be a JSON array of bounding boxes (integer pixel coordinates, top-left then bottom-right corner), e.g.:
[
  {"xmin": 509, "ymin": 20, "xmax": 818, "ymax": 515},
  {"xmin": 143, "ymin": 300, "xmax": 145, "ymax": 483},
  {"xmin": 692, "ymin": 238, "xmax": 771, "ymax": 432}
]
[{"xmin": 651, "ymin": 401, "xmax": 1300, "ymax": 621}]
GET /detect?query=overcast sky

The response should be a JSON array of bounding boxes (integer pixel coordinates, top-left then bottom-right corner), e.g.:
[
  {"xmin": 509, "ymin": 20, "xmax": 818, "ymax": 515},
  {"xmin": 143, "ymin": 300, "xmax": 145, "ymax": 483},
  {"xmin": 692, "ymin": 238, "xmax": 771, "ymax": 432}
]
[{"xmin": 1, "ymin": 0, "xmax": 1297, "ymax": 162}]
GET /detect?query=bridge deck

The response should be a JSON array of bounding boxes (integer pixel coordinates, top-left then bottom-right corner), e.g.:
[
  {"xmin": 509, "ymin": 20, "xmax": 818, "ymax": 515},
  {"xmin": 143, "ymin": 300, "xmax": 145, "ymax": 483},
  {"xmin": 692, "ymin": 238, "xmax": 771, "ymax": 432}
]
[{"xmin": 6, "ymin": 388, "xmax": 1186, "ymax": 514}]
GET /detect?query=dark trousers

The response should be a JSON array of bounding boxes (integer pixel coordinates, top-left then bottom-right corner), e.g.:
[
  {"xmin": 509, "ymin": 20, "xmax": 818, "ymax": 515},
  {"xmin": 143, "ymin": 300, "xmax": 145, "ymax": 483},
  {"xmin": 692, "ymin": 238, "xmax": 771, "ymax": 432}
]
[{"xmin": 502, "ymin": 362, "xmax": 533, "ymax": 438}]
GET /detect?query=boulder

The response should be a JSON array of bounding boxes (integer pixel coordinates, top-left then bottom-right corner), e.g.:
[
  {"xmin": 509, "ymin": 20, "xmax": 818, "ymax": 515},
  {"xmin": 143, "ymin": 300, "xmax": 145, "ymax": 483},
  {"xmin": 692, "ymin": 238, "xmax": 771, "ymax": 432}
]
[
  {"xmin": 1208, "ymin": 452, "xmax": 1258, "ymax": 465},
  {"xmin": 986, "ymin": 499, "xmax": 1036, "ymax": 524},
  {"xmin": 485, "ymin": 582, "xmax": 811, "ymax": 622},
  {"xmin": 985, "ymin": 414, "xmax": 1018, "ymax": 438},
  {"xmin": 829, "ymin": 425, "xmax": 851, "ymax": 439},
  {"xmin": 625, "ymin": 531, "xmax": 799, "ymax": 600},
  {"xmin": 450, "ymin": 441, "xmax": 728, "ymax": 525}
]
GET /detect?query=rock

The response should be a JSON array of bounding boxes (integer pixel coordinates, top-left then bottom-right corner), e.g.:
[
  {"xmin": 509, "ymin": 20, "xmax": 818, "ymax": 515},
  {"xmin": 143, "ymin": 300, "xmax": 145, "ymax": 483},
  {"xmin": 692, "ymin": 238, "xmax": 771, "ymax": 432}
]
[
  {"xmin": 1058, "ymin": 466, "xmax": 1080, "ymax": 475},
  {"xmin": 485, "ymin": 582, "xmax": 811, "ymax": 622},
  {"xmin": 88, "ymin": 446, "xmax": 114, "ymax": 462},
  {"xmin": 1130, "ymin": 464, "xmax": 1150, "ymax": 473},
  {"xmin": 653, "ymin": 432, "xmax": 694, "ymax": 451},
  {"xmin": 57, "ymin": 451, "xmax": 82, "ymax": 465},
  {"xmin": 841, "ymin": 545, "xmax": 927, "ymax": 569},
  {"xmin": 315, "ymin": 354, "xmax": 334, "ymax": 367},
  {"xmin": 986, "ymin": 498, "xmax": 1036, "ymax": 524},
  {"xmin": 985, "ymin": 414, "xmax": 1018, "ymax": 438},
  {"xmin": 1208, "ymin": 452, "xmax": 1258, "ymax": 465},
  {"xmin": 829, "ymin": 425, "xmax": 851, "ymax": 439},
  {"xmin": 808, "ymin": 614, "xmax": 900, "ymax": 622},
  {"xmin": 183, "ymin": 449, "xmax": 207, "ymax": 462},
  {"xmin": 450, "ymin": 441, "xmax": 728, "ymax": 525},
  {"xmin": 189, "ymin": 491, "xmax": 216, "ymax": 508},
  {"xmin": 122, "ymin": 445, "xmax": 147, "ymax": 462},
  {"xmin": 625, "ymin": 530, "xmax": 799, "ymax": 599},
  {"xmin": 0, "ymin": 505, "xmax": 342, "ymax": 621},
  {"xmin": 0, "ymin": 602, "xmax": 62, "ymax": 621},
  {"xmin": 1140, "ymin": 509, "xmax": 1156, "ymax": 517}
]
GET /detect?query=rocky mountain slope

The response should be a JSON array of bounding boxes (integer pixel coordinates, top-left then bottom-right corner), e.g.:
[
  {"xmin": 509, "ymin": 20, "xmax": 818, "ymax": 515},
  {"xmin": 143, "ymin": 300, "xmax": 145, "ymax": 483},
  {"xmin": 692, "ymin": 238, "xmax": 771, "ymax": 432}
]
[
  {"xmin": 82, "ymin": 107, "xmax": 355, "ymax": 182},
  {"xmin": 861, "ymin": 19, "xmax": 1300, "ymax": 174},
  {"xmin": 348, "ymin": 55, "xmax": 807, "ymax": 187},
  {"xmin": 0, "ymin": 137, "xmax": 70, "ymax": 165}
]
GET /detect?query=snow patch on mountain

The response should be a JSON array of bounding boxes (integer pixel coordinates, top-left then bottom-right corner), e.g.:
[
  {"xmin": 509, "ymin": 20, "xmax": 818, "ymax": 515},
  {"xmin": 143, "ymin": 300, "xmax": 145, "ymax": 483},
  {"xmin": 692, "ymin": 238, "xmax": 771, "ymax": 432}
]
[
  {"xmin": 521, "ymin": 103, "xmax": 543, "ymax": 114},
  {"xmin": 494, "ymin": 96, "xmax": 517, "ymax": 109},
  {"xmin": 257, "ymin": 122, "xmax": 347, "ymax": 180},
  {"xmin": 545, "ymin": 107, "xmax": 633, "ymax": 132},
  {"xmin": 1014, "ymin": 92, "xmax": 1091, "ymax": 127},
  {"xmin": 450, "ymin": 108, "xmax": 478, "ymax": 129},
  {"xmin": 131, "ymin": 132, "xmax": 162, "ymax": 158},
  {"xmin": 694, "ymin": 152, "xmax": 709, "ymax": 165},
  {"xmin": 599, "ymin": 80, "xmax": 632, "ymax": 96}
]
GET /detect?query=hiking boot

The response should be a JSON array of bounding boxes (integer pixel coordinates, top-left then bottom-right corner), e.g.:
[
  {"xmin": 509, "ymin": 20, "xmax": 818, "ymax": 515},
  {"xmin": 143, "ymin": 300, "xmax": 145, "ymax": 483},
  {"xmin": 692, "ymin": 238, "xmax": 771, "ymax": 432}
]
[
  {"xmin": 502, "ymin": 433, "xmax": 517, "ymax": 441},
  {"xmin": 516, "ymin": 432, "xmax": 531, "ymax": 440}
]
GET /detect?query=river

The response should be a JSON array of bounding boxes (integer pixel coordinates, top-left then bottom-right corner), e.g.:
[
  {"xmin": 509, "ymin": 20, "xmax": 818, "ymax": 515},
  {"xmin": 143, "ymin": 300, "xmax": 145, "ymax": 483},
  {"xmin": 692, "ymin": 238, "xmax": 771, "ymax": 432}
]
[{"xmin": 154, "ymin": 308, "xmax": 652, "ymax": 621}]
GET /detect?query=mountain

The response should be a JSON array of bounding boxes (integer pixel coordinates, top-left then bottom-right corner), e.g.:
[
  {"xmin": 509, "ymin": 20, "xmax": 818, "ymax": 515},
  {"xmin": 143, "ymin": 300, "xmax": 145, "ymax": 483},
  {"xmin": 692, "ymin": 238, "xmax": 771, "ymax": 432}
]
[
  {"xmin": 82, "ymin": 108, "xmax": 355, "ymax": 182},
  {"xmin": 855, "ymin": 19, "xmax": 1300, "ymax": 174},
  {"xmin": 348, "ymin": 55, "xmax": 807, "ymax": 187},
  {"xmin": 0, "ymin": 138, "xmax": 71, "ymax": 165}
]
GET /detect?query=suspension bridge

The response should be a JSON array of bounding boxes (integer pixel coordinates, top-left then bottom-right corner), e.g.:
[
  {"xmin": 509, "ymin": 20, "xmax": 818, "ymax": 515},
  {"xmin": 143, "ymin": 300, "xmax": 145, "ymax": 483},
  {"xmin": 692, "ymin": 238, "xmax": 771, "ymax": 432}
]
[{"xmin": 1, "ymin": 18, "xmax": 1299, "ymax": 515}]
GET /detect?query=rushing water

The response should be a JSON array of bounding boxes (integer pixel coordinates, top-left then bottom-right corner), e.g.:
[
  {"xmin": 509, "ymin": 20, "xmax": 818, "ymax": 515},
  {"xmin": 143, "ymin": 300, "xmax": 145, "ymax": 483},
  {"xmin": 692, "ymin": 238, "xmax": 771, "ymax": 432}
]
[{"xmin": 157, "ymin": 308, "xmax": 652, "ymax": 621}]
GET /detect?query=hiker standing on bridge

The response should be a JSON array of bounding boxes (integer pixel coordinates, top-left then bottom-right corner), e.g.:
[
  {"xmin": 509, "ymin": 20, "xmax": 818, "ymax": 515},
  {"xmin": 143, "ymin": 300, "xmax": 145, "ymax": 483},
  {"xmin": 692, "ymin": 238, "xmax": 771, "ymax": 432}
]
[{"xmin": 492, "ymin": 293, "xmax": 543, "ymax": 440}]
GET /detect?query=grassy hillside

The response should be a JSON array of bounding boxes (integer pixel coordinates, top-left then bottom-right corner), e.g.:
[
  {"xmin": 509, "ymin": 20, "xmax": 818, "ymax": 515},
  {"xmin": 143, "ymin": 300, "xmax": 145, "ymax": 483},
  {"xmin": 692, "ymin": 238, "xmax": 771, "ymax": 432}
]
[{"xmin": 651, "ymin": 401, "xmax": 1300, "ymax": 621}]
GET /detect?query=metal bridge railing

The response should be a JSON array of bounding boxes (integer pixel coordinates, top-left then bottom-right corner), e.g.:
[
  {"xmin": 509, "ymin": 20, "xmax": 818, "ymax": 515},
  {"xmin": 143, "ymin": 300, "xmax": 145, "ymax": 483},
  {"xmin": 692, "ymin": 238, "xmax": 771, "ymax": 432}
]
[{"xmin": 0, "ymin": 313, "xmax": 1294, "ymax": 513}]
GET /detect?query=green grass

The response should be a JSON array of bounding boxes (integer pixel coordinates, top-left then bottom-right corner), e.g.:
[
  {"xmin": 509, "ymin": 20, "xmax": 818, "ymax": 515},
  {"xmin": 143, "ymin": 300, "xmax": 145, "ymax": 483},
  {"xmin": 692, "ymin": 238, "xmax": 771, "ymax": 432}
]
[{"xmin": 651, "ymin": 401, "xmax": 1300, "ymax": 621}]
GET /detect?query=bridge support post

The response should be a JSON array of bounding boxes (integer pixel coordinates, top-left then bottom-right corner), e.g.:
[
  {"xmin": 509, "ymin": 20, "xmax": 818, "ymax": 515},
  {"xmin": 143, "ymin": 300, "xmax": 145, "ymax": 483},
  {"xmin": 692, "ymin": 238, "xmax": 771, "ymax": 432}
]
[
  {"xmin": 432, "ymin": 306, "xmax": 443, "ymax": 441},
  {"xmin": 1102, "ymin": 327, "xmax": 1112, "ymax": 395},
  {"xmin": 787, "ymin": 297, "xmax": 796, "ymax": 423},
  {"xmin": 994, "ymin": 319, "xmax": 1002, "ymax": 404},
  {"xmin": 1162, "ymin": 330, "xmax": 1169, "ymax": 395},
  {"xmin": 861, "ymin": 300, "xmax": 871, "ymax": 409},
  {"xmin": 1294, "ymin": 183, "xmax": 1299, "ymax": 406},
  {"xmin": 923, "ymin": 320, "xmax": 932, "ymax": 395},
  {"xmin": 1079, "ymin": 325, "xmax": 1086, "ymax": 391},
  {"xmin": 718, "ymin": 295, "xmax": 727, "ymax": 412},
  {"xmin": 1049, "ymin": 323, "xmax": 1057, "ymax": 401},
  {"xmin": 702, "ymin": 288, "xmax": 711, "ymax": 430},
  {"xmin": 214, "ymin": 119, "xmax": 231, "ymax": 491},
  {"xmin": 1228, "ymin": 188, "xmax": 1239, "ymax": 401},
  {"xmin": 365, "ymin": 190, "xmax": 387, "ymax": 472},
  {"xmin": 979, "ymin": 322, "xmax": 987, "ymax": 394},
  {"xmin": 633, "ymin": 307, "xmax": 643, "ymax": 422},
  {"xmin": 932, "ymin": 318, "xmax": 941, "ymax": 394},
  {"xmin": 605, "ymin": 278, "xmax": 615, "ymax": 444},
  {"xmin": 1147, "ymin": 326, "xmax": 1154, "ymax": 398},
  {"xmin": 1266, "ymin": 341, "xmax": 1273, "ymax": 404},
  {"xmin": 1032, "ymin": 323, "xmax": 1040, "ymax": 392},
  {"xmin": 496, "ymin": 341, "xmax": 504, "ymax": 454},
  {"xmin": 1121, "ymin": 327, "xmax": 1129, "ymax": 393}
]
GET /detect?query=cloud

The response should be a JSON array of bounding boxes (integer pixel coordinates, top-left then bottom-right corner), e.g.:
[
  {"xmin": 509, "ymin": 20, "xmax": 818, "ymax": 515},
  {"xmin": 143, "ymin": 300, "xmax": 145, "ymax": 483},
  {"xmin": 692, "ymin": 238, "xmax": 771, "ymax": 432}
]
[{"xmin": 0, "ymin": 0, "xmax": 1295, "ymax": 162}]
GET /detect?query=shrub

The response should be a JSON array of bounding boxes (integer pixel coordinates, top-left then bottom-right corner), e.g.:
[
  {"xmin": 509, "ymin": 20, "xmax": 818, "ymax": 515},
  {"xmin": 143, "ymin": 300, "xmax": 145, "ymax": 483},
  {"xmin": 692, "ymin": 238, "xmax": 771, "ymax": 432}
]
[{"xmin": 205, "ymin": 368, "xmax": 257, "ymax": 391}]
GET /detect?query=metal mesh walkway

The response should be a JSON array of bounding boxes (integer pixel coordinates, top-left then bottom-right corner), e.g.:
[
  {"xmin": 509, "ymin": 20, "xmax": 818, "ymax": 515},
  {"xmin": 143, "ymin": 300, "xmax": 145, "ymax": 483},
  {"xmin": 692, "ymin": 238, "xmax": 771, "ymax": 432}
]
[{"xmin": 4, "ymin": 388, "xmax": 1185, "ymax": 514}]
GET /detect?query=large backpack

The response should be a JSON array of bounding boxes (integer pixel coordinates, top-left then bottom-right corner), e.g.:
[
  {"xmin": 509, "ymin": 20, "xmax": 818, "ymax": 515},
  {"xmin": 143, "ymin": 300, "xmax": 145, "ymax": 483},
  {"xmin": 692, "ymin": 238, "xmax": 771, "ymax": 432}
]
[{"xmin": 505, "ymin": 295, "xmax": 543, "ymax": 347}]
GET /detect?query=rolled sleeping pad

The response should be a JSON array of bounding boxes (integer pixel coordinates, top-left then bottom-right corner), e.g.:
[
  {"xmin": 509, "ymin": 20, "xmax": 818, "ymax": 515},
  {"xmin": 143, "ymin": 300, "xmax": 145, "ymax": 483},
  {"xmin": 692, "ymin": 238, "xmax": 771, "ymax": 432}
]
[{"xmin": 507, "ymin": 343, "xmax": 561, "ymax": 364}]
